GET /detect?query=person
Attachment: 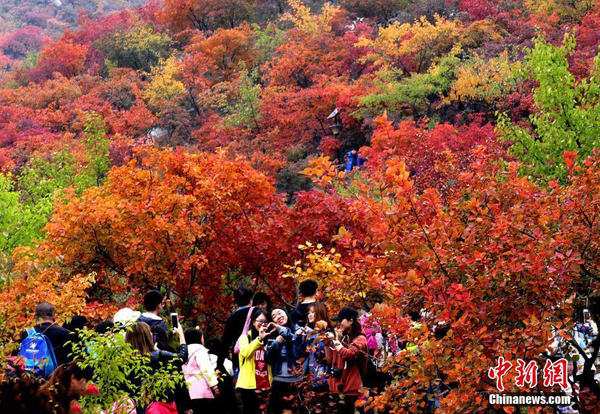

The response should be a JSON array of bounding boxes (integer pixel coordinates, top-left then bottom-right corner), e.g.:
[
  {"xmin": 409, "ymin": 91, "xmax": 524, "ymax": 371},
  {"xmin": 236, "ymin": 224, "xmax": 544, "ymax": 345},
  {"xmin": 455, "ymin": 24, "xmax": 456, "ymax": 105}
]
[
  {"xmin": 324, "ymin": 307, "xmax": 368, "ymax": 414},
  {"xmin": 138, "ymin": 290, "xmax": 168, "ymax": 331},
  {"xmin": 266, "ymin": 307, "xmax": 302, "ymax": 414},
  {"xmin": 345, "ymin": 150, "xmax": 365, "ymax": 172},
  {"xmin": 0, "ymin": 360, "xmax": 94, "ymax": 414},
  {"xmin": 114, "ymin": 308, "xmax": 141, "ymax": 328},
  {"xmin": 298, "ymin": 303, "xmax": 332, "ymax": 388},
  {"xmin": 94, "ymin": 321, "xmax": 115, "ymax": 335},
  {"xmin": 182, "ymin": 328, "xmax": 220, "ymax": 413},
  {"xmin": 253, "ymin": 292, "xmax": 272, "ymax": 311},
  {"xmin": 125, "ymin": 322, "xmax": 188, "ymax": 413},
  {"xmin": 222, "ymin": 286, "xmax": 254, "ymax": 371},
  {"xmin": 63, "ymin": 315, "xmax": 88, "ymax": 348},
  {"xmin": 205, "ymin": 338, "xmax": 239, "ymax": 414},
  {"xmin": 152, "ymin": 325, "xmax": 175, "ymax": 353},
  {"xmin": 20, "ymin": 302, "xmax": 72, "ymax": 366},
  {"xmin": 291, "ymin": 280, "xmax": 318, "ymax": 326},
  {"xmin": 38, "ymin": 361, "xmax": 95, "ymax": 414},
  {"xmin": 295, "ymin": 302, "xmax": 333, "ymax": 412},
  {"xmin": 236, "ymin": 308, "xmax": 273, "ymax": 414}
]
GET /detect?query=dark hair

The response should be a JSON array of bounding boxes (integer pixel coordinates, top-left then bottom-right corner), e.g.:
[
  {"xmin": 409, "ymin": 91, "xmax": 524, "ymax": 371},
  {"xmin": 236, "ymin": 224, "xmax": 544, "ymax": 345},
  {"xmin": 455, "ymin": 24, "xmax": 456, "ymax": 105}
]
[
  {"xmin": 347, "ymin": 319, "xmax": 363, "ymax": 343},
  {"xmin": 152, "ymin": 325, "xmax": 175, "ymax": 352},
  {"xmin": 299, "ymin": 279, "xmax": 318, "ymax": 297},
  {"xmin": 253, "ymin": 292, "xmax": 272, "ymax": 309},
  {"xmin": 63, "ymin": 316, "xmax": 88, "ymax": 332},
  {"xmin": 306, "ymin": 302, "xmax": 333, "ymax": 330},
  {"xmin": 205, "ymin": 338, "xmax": 221, "ymax": 355},
  {"xmin": 94, "ymin": 321, "xmax": 114, "ymax": 334},
  {"xmin": 39, "ymin": 361, "xmax": 94, "ymax": 413},
  {"xmin": 184, "ymin": 328, "xmax": 204, "ymax": 345},
  {"xmin": 270, "ymin": 306, "xmax": 295, "ymax": 331},
  {"xmin": 234, "ymin": 287, "xmax": 254, "ymax": 307},
  {"xmin": 143, "ymin": 290, "xmax": 164, "ymax": 312},
  {"xmin": 35, "ymin": 302, "xmax": 56, "ymax": 320},
  {"xmin": 249, "ymin": 308, "xmax": 270, "ymax": 339}
]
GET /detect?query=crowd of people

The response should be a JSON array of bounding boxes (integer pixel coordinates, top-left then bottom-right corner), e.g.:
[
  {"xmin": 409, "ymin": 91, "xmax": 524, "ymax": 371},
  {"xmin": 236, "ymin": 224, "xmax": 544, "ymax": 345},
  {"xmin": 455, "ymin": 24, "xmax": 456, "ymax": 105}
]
[{"xmin": 1, "ymin": 280, "xmax": 400, "ymax": 414}]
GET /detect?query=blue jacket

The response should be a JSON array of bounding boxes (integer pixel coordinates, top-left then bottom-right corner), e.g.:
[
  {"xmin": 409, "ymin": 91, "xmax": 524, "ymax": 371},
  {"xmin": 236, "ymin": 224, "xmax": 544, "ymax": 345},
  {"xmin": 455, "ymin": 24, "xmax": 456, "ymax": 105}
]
[
  {"xmin": 295, "ymin": 328, "xmax": 330, "ymax": 388},
  {"xmin": 345, "ymin": 152, "xmax": 365, "ymax": 171},
  {"xmin": 266, "ymin": 325, "xmax": 302, "ymax": 382}
]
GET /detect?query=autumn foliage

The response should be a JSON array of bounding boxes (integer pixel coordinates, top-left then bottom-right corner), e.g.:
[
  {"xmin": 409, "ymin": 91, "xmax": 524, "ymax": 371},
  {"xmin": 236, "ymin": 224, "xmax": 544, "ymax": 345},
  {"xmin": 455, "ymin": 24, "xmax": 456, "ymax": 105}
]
[{"xmin": 2, "ymin": 0, "xmax": 600, "ymax": 412}]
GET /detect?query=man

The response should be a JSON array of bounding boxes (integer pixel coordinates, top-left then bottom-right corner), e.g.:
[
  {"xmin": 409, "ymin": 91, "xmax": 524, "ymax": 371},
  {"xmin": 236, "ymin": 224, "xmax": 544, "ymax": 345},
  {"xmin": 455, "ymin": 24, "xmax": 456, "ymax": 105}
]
[
  {"xmin": 137, "ymin": 290, "xmax": 168, "ymax": 331},
  {"xmin": 221, "ymin": 286, "xmax": 254, "ymax": 370},
  {"xmin": 290, "ymin": 279, "xmax": 318, "ymax": 326},
  {"xmin": 20, "ymin": 302, "xmax": 72, "ymax": 365},
  {"xmin": 252, "ymin": 292, "xmax": 272, "ymax": 311}
]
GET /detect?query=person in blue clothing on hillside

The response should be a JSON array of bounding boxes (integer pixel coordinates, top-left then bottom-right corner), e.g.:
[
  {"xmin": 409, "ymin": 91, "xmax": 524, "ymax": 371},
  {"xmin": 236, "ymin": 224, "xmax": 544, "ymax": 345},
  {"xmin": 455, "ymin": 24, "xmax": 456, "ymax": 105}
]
[
  {"xmin": 345, "ymin": 150, "xmax": 365, "ymax": 172},
  {"xmin": 266, "ymin": 307, "xmax": 303, "ymax": 414},
  {"xmin": 137, "ymin": 290, "xmax": 168, "ymax": 331}
]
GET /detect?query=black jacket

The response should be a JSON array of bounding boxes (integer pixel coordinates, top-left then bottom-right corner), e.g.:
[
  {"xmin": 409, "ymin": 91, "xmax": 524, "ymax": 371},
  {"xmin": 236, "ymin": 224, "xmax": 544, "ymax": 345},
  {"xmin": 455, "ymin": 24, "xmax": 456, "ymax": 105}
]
[
  {"xmin": 291, "ymin": 302, "xmax": 315, "ymax": 327},
  {"xmin": 221, "ymin": 307, "xmax": 251, "ymax": 368}
]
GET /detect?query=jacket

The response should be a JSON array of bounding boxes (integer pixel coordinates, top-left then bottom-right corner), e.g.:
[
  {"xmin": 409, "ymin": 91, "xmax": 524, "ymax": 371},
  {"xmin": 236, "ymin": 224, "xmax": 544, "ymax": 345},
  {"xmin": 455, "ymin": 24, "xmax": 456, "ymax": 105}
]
[
  {"xmin": 183, "ymin": 344, "xmax": 219, "ymax": 400},
  {"xmin": 236, "ymin": 332, "xmax": 273, "ymax": 390},
  {"xmin": 137, "ymin": 313, "xmax": 168, "ymax": 332},
  {"xmin": 296, "ymin": 328, "xmax": 330, "ymax": 388},
  {"xmin": 222, "ymin": 307, "xmax": 251, "ymax": 369},
  {"xmin": 328, "ymin": 334, "xmax": 368, "ymax": 396},
  {"xmin": 266, "ymin": 325, "xmax": 302, "ymax": 382}
]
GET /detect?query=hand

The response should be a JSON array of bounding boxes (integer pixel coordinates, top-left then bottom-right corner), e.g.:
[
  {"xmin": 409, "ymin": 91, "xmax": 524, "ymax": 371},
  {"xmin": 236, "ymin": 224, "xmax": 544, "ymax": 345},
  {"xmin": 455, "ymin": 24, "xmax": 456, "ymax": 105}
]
[
  {"xmin": 174, "ymin": 323, "xmax": 185, "ymax": 345},
  {"xmin": 276, "ymin": 335, "xmax": 285, "ymax": 344},
  {"xmin": 334, "ymin": 327, "xmax": 343, "ymax": 341},
  {"xmin": 323, "ymin": 332, "xmax": 334, "ymax": 346},
  {"xmin": 259, "ymin": 325, "xmax": 269, "ymax": 341},
  {"xmin": 212, "ymin": 385, "xmax": 220, "ymax": 397},
  {"xmin": 295, "ymin": 327, "xmax": 306, "ymax": 336},
  {"xmin": 333, "ymin": 340, "xmax": 343, "ymax": 351}
]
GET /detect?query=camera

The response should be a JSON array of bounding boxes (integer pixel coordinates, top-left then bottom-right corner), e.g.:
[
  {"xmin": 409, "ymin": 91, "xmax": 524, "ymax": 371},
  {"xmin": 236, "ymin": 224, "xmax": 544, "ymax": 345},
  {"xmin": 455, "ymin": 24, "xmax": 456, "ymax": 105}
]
[{"xmin": 328, "ymin": 366, "xmax": 343, "ymax": 380}]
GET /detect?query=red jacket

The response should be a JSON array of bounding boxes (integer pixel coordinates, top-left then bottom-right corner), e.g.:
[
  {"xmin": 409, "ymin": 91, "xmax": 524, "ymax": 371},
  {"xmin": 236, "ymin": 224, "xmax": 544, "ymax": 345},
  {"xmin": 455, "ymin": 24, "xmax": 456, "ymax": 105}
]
[{"xmin": 328, "ymin": 334, "xmax": 368, "ymax": 396}]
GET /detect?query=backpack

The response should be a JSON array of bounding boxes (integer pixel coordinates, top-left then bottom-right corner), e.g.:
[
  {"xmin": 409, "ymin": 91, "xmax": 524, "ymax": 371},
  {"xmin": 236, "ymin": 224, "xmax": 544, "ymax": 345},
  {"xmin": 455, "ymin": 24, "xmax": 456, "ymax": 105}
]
[{"xmin": 19, "ymin": 327, "xmax": 58, "ymax": 378}]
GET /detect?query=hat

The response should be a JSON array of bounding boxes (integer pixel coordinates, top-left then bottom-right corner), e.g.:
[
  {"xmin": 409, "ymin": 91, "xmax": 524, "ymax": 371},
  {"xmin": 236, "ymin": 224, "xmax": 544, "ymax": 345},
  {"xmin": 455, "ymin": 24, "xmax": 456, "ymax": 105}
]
[
  {"xmin": 113, "ymin": 308, "xmax": 141, "ymax": 326},
  {"xmin": 331, "ymin": 307, "xmax": 359, "ymax": 322}
]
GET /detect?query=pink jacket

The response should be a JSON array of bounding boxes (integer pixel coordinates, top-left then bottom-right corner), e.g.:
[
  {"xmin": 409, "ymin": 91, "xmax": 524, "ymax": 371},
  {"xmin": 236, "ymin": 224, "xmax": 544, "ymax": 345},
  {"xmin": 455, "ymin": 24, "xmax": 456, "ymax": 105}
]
[{"xmin": 183, "ymin": 344, "xmax": 219, "ymax": 400}]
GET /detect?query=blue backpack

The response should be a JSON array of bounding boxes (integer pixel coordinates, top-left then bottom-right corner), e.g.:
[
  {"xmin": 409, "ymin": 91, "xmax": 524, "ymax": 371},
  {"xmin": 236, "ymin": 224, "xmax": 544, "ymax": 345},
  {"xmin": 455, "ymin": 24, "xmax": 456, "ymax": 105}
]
[{"xmin": 19, "ymin": 327, "xmax": 58, "ymax": 378}]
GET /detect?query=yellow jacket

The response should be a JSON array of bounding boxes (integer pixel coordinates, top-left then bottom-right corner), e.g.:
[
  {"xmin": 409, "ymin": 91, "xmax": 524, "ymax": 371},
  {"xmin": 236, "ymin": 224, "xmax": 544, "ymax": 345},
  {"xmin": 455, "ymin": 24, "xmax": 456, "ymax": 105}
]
[{"xmin": 236, "ymin": 332, "xmax": 273, "ymax": 390}]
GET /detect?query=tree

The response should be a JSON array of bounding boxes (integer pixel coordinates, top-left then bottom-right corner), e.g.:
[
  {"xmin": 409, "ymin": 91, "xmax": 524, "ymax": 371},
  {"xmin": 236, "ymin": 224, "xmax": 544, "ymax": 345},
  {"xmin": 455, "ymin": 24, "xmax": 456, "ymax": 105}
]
[
  {"xmin": 29, "ymin": 147, "xmax": 287, "ymax": 321},
  {"xmin": 98, "ymin": 24, "xmax": 173, "ymax": 73},
  {"xmin": 498, "ymin": 34, "xmax": 600, "ymax": 183},
  {"xmin": 300, "ymin": 149, "xmax": 600, "ymax": 413}
]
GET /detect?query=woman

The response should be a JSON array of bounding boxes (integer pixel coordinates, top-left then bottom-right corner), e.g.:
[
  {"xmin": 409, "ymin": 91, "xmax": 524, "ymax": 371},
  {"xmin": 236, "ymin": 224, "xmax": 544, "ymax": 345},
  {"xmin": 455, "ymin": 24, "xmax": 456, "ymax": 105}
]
[
  {"xmin": 0, "ymin": 361, "xmax": 94, "ymax": 414},
  {"xmin": 151, "ymin": 325, "xmax": 175, "ymax": 353},
  {"xmin": 125, "ymin": 321, "xmax": 188, "ymax": 414},
  {"xmin": 182, "ymin": 328, "xmax": 219, "ymax": 413},
  {"xmin": 266, "ymin": 307, "xmax": 302, "ymax": 414},
  {"xmin": 236, "ymin": 308, "xmax": 273, "ymax": 414},
  {"xmin": 295, "ymin": 302, "xmax": 333, "ymax": 410},
  {"xmin": 324, "ymin": 307, "xmax": 368, "ymax": 414}
]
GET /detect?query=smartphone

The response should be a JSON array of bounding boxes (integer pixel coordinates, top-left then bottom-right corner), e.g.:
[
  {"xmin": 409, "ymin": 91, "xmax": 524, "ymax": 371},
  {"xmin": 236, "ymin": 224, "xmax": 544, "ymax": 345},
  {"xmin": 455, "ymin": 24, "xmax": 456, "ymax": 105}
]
[{"xmin": 171, "ymin": 313, "xmax": 178, "ymax": 330}]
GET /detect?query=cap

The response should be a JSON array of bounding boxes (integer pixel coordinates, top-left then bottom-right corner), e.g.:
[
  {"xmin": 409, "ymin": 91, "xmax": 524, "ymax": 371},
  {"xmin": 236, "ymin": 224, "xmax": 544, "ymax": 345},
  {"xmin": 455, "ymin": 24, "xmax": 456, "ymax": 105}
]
[
  {"xmin": 331, "ymin": 307, "xmax": 359, "ymax": 322},
  {"xmin": 113, "ymin": 307, "xmax": 141, "ymax": 326}
]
